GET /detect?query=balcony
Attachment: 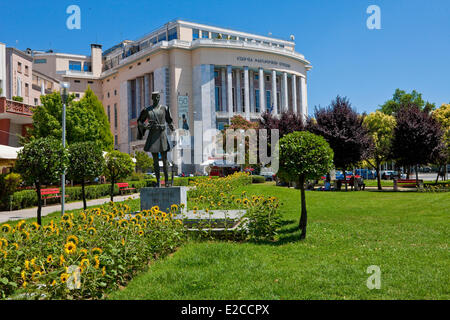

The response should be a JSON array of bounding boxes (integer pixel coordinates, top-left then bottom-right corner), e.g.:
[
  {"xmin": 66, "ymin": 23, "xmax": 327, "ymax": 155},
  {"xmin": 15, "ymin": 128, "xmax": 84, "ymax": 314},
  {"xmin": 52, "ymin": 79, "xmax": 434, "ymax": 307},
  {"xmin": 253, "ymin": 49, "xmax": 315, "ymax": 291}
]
[{"xmin": 0, "ymin": 97, "xmax": 34, "ymax": 117}]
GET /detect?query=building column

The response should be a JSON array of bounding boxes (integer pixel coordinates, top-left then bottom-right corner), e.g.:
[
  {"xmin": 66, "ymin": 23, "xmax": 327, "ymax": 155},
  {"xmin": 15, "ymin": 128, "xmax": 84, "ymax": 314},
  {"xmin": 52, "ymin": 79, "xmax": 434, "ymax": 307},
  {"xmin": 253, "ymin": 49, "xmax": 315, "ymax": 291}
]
[
  {"xmin": 258, "ymin": 68, "xmax": 265, "ymax": 113},
  {"xmin": 235, "ymin": 69, "xmax": 241, "ymax": 113},
  {"xmin": 299, "ymin": 76, "xmax": 308, "ymax": 122},
  {"xmin": 136, "ymin": 77, "xmax": 142, "ymax": 113},
  {"xmin": 249, "ymin": 70, "xmax": 254, "ymax": 113},
  {"xmin": 271, "ymin": 70, "xmax": 277, "ymax": 115},
  {"xmin": 282, "ymin": 72, "xmax": 288, "ymax": 112},
  {"xmin": 244, "ymin": 66, "xmax": 250, "ymax": 120},
  {"xmin": 0, "ymin": 119, "xmax": 10, "ymax": 145},
  {"xmin": 144, "ymin": 74, "xmax": 150, "ymax": 107},
  {"xmin": 227, "ymin": 65, "xmax": 233, "ymax": 121},
  {"xmin": 291, "ymin": 74, "xmax": 297, "ymax": 114},
  {"xmin": 221, "ymin": 68, "xmax": 227, "ymax": 112}
]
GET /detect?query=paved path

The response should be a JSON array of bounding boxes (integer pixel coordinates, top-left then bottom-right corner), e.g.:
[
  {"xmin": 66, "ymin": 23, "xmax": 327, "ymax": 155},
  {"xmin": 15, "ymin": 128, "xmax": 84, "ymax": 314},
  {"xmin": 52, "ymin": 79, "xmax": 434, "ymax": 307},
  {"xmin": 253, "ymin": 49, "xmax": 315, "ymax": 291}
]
[{"xmin": 0, "ymin": 193, "xmax": 140, "ymax": 224}]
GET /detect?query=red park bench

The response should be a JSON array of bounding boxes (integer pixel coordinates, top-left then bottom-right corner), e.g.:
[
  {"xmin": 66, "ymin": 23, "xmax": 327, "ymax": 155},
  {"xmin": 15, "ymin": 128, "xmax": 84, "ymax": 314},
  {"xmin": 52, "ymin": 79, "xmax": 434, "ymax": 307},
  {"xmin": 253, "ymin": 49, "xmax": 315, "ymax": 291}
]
[
  {"xmin": 116, "ymin": 182, "xmax": 136, "ymax": 195},
  {"xmin": 41, "ymin": 188, "xmax": 68, "ymax": 206},
  {"xmin": 394, "ymin": 179, "xmax": 424, "ymax": 190}
]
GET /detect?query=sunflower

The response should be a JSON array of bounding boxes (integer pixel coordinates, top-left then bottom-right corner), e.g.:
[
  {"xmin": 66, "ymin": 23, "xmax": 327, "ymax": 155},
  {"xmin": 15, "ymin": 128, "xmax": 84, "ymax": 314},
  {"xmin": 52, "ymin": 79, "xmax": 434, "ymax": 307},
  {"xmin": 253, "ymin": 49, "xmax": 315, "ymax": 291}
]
[
  {"xmin": 51, "ymin": 280, "xmax": 57, "ymax": 287},
  {"xmin": 62, "ymin": 213, "xmax": 71, "ymax": 221},
  {"xmin": 138, "ymin": 230, "xmax": 144, "ymax": 236},
  {"xmin": 59, "ymin": 255, "xmax": 66, "ymax": 266},
  {"xmin": 118, "ymin": 220, "xmax": 128, "ymax": 228},
  {"xmin": 0, "ymin": 238, "xmax": 7, "ymax": 248},
  {"xmin": 21, "ymin": 270, "xmax": 26, "ymax": 281},
  {"xmin": 80, "ymin": 248, "xmax": 88, "ymax": 256},
  {"xmin": 11, "ymin": 243, "xmax": 19, "ymax": 250},
  {"xmin": 1, "ymin": 249, "xmax": 7, "ymax": 258},
  {"xmin": 94, "ymin": 255, "xmax": 100, "ymax": 269},
  {"xmin": 62, "ymin": 220, "xmax": 73, "ymax": 230},
  {"xmin": 60, "ymin": 273, "xmax": 69, "ymax": 283},
  {"xmin": 67, "ymin": 235, "xmax": 79, "ymax": 245},
  {"xmin": 87, "ymin": 227, "xmax": 97, "ymax": 236},
  {"xmin": 130, "ymin": 217, "xmax": 138, "ymax": 225},
  {"xmin": 31, "ymin": 222, "xmax": 40, "ymax": 231},
  {"xmin": 22, "ymin": 281, "xmax": 28, "ymax": 288},
  {"xmin": 102, "ymin": 266, "xmax": 106, "ymax": 276},
  {"xmin": 32, "ymin": 271, "xmax": 42, "ymax": 281},
  {"xmin": 80, "ymin": 258, "xmax": 90, "ymax": 269},
  {"xmin": 46, "ymin": 255, "xmax": 53, "ymax": 264},
  {"xmin": 121, "ymin": 238, "xmax": 125, "ymax": 246},
  {"xmin": 1, "ymin": 224, "xmax": 12, "ymax": 233},
  {"xmin": 24, "ymin": 260, "xmax": 30, "ymax": 270},
  {"xmin": 64, "ymin": 242, "xmax": 77, "ymax": 255},
  {"xmin": 170, "ymin": 204, "xmax": 178, "ymax": 212},
  {"xmin": 91, "ymin": 247, "xmax": 103, "ymax": 255},
  {"xmin": 17, "ymin": 220, "xmax": 26, "ymax": 230},
  {"xmin": 243, "ymin": 198, "xmax": 250, "ymax": 205},
  {"xmin": 20, "ymin": 231, "xmax": 30, "ymax": 240}
]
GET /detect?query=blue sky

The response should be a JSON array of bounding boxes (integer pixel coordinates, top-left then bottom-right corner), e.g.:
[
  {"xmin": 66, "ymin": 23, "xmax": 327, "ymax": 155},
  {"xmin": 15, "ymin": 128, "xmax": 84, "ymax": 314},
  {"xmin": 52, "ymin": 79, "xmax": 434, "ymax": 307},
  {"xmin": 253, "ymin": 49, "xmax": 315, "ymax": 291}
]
[{"xmin": 1, "ymin": 0, "xmax": 449, "ymax": 114}]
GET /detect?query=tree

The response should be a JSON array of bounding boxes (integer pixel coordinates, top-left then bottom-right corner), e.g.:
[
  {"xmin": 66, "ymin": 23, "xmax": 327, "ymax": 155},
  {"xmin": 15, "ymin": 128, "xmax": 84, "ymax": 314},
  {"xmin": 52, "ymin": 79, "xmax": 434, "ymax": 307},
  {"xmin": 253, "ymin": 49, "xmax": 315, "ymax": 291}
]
[
  {"xmin": 308, "ymin": 96, "xmax": 373, "ymax": 190},
  {"xmin": 259, "ymin": 110, "xmax": 305, "ymax": 142},
  {"xmin": 279, "ymin": 131, "xmax": 334, "ymax": 239},
  {"xmin": 432, "ymin": 104, "xmax": 450, "ymax": 181},
  {"xmin": 26, "ymin": 92, "xmax": 102, "ymax": 145},
  {"xmin": 391, "ymin": 105, "xmax": 445, "ymax": 184},
  {"xmin": 67, "ymin": 142, "xmax": 105, "ymax": 210},
  {"xmin": 0, "ymin": 173, "xmax": 21, "ymax": 210},
  {"xmin": 15, "ymin": 137, "xmax": 67, "ymax": 225},
  {"xmin": 379, "ymin": 89, "xmax": 435, "ymax": 115},
  {"xmin": 134, "ymin": 150, "xmax": 153, "ymax": 173},
  {"xmin": 79, "ymin": 87, "xmax": 114, "ymax": 151},
  {"xmin": 363, "ymin": 111, "xmax": 396, "ymax": 190},
  {"xmin": 103, "ymin": 151, "xmax": 134, "ymax": 202}
]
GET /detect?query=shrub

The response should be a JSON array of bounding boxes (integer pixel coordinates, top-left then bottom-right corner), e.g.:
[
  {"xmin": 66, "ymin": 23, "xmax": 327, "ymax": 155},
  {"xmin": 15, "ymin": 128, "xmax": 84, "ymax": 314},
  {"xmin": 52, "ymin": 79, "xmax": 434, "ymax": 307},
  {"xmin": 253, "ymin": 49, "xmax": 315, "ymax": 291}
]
[
  {"xmin": 0, "ymin": 200, "xmax": 186, "ymax": 299},
  {"xmin": 0, "ymin": 173, "xmax": 22, "ymax": 210},
  {"xmin": 251, "ymin": 175, "xmax": 266, "ymax": 184}
]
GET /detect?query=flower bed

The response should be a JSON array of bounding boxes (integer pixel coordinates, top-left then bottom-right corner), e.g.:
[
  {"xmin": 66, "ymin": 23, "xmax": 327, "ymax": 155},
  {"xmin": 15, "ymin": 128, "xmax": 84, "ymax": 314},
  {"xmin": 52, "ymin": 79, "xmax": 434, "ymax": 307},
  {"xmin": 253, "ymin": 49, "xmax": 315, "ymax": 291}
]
[{"xmin": 0, "ymin": 200, "xmax": 186, "ymax": 299}]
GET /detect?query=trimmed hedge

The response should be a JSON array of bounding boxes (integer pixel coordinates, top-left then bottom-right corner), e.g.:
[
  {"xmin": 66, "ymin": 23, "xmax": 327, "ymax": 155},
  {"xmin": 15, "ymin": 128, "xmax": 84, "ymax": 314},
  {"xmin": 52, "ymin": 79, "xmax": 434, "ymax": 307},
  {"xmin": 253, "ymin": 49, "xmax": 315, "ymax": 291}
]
[
  {"xmin": 251, "ymin": 175, "xmax": 266, "ymax": 184},
  {"xmin": 5, "ymin": 175, "xmax": 224, "ymax": 211}
]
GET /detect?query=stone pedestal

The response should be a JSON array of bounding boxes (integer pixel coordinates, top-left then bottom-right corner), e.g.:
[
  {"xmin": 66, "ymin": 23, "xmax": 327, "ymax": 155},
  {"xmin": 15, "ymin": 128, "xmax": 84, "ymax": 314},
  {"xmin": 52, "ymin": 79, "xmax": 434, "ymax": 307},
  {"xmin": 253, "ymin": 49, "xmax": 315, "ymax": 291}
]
[{"xmin": 140, "ymin": 187, "xmax": 187, "ymax": 213}]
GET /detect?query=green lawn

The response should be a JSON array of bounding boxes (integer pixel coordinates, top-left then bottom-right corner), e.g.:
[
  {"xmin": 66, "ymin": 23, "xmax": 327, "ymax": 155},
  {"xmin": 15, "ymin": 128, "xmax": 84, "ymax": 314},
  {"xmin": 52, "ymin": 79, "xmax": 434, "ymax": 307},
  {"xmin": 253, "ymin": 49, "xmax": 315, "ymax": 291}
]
[{"xmin": 108, "ymin": 183, "xmax": 450, "ymax": 300}]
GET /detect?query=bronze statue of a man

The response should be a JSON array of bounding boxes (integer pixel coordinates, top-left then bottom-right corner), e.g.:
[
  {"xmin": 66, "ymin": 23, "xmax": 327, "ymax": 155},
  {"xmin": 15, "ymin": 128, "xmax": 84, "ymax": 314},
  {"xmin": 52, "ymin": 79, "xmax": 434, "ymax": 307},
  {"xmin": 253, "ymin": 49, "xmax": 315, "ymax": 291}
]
[{"xmin": 137, "ymin": 91, "xmax": 174, "ymax": 187}]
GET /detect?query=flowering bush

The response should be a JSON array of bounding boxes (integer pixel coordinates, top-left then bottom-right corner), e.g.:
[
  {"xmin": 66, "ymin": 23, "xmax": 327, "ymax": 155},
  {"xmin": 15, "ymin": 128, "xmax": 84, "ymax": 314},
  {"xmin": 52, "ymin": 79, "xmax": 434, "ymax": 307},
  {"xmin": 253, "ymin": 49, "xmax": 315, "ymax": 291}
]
[{"xmin": 0, "ymin": 200, "xmax": 186, "ymax": 299}]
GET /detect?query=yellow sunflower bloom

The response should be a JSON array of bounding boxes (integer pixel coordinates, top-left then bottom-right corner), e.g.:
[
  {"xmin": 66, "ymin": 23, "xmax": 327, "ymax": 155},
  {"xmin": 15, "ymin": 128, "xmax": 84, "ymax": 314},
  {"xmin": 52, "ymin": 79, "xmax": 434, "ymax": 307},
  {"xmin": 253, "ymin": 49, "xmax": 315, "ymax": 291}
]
[
  {"xmin": 60, "ymin": 273, "xmax": 69, "ymax": 283},
  {"xmin": 64, "ymin": 242, "xmax": 77, "ymax": 255}
]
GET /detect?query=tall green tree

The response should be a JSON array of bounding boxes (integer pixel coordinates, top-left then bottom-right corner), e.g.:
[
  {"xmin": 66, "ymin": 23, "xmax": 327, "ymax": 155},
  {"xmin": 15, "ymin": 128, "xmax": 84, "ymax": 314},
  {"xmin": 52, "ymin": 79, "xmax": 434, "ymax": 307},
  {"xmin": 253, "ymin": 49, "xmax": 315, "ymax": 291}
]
[
  {"xmin": 363, "ymin": 111, "xmax": 396, "ymax": 190},
  {"xmin": 80, "ymin": 87, "xmax": 114, "ymax": 151},
  {"xmin": 134, "ymin": 150, "xmax": 153, "ymax": 173},
  {"xmin": 67, "ymin": 142, "xmax": 105, "ymax": 210},
  {"xmin": 278, "ymin": 131, "xmax": 334, "ymax": 239},
  {"xmin": 104, "ymin": 151, "xmax": 134, "ymax": 202},
  {"xmin": 26, "ymin": 92, "xmax": 101, "ymax": 145},
  {"xmin": 15, "ymin": 137, "xmax": 67, "ymax": 225},
  {"xmin": 432, "ymin": 104, "xmax": 450, "ymax": 181},
  {"xmin": 379, "ymin": 89, "xmax": 435, "ymax": 115}
]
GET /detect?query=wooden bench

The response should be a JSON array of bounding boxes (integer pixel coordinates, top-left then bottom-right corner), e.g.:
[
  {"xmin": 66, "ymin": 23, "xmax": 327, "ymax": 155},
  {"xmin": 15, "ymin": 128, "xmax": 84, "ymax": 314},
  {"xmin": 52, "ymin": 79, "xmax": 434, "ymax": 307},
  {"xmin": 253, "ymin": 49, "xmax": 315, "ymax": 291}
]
[
  {"xmin": 116, "ymin": 182, "xmax": 136, "ymax": 195},
  {"xmin": 41, "ymin": 188, "xmax": 68, "ymax": 206},
  {"xmin": 394, "ymin": 179, "xmax": 424, "ymax": 190}
]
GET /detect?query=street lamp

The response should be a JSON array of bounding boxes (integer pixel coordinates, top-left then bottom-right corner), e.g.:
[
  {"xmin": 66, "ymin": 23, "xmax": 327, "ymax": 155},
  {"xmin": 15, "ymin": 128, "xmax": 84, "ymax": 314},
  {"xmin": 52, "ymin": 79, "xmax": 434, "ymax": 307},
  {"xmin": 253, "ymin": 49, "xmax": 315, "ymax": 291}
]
[{"xmin": 60, "ymin": 81, "xmax": 70, "ymax": 216}]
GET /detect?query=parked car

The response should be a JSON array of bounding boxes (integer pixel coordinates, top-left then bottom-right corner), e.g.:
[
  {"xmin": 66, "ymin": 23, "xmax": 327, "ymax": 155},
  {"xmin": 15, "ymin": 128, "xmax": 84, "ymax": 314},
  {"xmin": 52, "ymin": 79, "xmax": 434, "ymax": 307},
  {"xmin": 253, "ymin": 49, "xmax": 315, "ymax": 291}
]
[{"xmin": 355, "ymin": 169, "xmax": 376, "ymax": 179}]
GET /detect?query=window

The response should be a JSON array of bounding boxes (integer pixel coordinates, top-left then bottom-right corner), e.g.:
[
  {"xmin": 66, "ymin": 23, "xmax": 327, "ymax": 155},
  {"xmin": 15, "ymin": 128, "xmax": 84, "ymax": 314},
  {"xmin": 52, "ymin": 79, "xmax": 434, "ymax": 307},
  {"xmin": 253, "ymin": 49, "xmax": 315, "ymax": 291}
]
[
  {"xmin": 211, "ymin": 32, "xmax": 220, "ymax": 39},
  {"xmin": 215, "ymin": 87, "xmax": 221, "ymax": 111},
  {"xmin": 114, "ymin": 89, "xmax": 117, "ymax": 96},
  {"xmin": 83, "ymin": 62, "xmax": 92, "ymax": 72},
  {"xmin": 17, "ymin": 62, "xmax": 22, "ymax": 73},
  {"xmin": 88, "ymin": 81, "xmax": 94, "ymax": 84},
  {"xmin": 157, "ymin": 33, "xmax": 167, "ymax": 42},
  {"xmin": 25, "ymin": 83, "xmax": 29, "ymax": 97},
  {"xmin": 75, "ymin": 93, "xmax": 80, "ymax": 98},
  {"xmin": 114, "ymin": 104, "xmax": 118, "ymax": 129},
  {"xmin": 107, "ymin": 105, "xmax": 111, "ymax": 123},
  {"xmin": 266, "ymin": 90, "xmax": 271, "ymax": 110},
  {"xmin": 107, "ymin": 92, "xmax": 110, "ymax": 98},
  {"xmin": 34, "ymin": 98, "xmax": 38, "ymax": 105},
  {"xmin": 241, "ymin": 88, "xmax": 245, "ymax": 112},
  {"xmin": 265, "ymin": 75, "xmax": 270, "ymax": 82},
  {"xmin": 168, "ymin": 27, "xmax": 177, "ymax": 41},
  {"xmin": 69, "ymin": 61, "xmax": 82, "ymax": 71},
  {"xmin": 255, "ymin": 74, "xmax": 259, "ymax": 80},
  {"xmin": 25, "ymin": 65, "xmax": 29, "ymax": 76},
  {"xmin": 34, "ymin": 59, "xmax": 47, "ymax": 64},
  {"xmin": 115, "ymin": 135, "xmax": 118, "ymax": 146},
  {"xmin": 214, "ymin": 71, "xmax": 219, "ymax": 78},
  {"xmin": 255, "ymin": 89, "xmax": 260, "ymax": 112},
  {"xmin": 232, "ymin": 87, "xmax": 236, "ymax": 111},
  {"xmin": 193, "ymin": 29, "xmax": 200, "ymax": 40},
  {"xmin": 74, "ymin": 80, "xmax": 81, "ymax": 83},
  {"xmin": 201, "ymin": 30, "xmax": 209, "ymax": 38},
  {"xmin": 150, "ymin": 37, "xmax": 157, "ymax": 44}
]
